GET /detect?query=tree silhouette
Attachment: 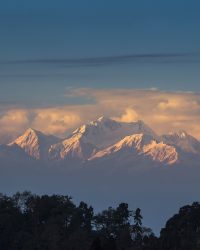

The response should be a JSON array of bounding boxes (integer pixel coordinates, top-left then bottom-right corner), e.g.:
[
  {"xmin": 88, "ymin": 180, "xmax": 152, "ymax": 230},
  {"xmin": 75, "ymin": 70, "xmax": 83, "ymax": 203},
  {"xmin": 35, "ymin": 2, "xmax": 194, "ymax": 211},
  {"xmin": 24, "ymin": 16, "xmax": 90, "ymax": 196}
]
[
  {"xmin": 132, "ymin": 208, "xmax": 143, "ymax": 242},
  {"xmin": 90, "ymin": 237, "xmax": 102, "ymax": 250},
  {"xmin": 4, "ymin": 191, "xmax": 200, "ymax": 250},
  {"xmin": 160, "ymin": 202, "xmax": 200, "ymax": 250}
]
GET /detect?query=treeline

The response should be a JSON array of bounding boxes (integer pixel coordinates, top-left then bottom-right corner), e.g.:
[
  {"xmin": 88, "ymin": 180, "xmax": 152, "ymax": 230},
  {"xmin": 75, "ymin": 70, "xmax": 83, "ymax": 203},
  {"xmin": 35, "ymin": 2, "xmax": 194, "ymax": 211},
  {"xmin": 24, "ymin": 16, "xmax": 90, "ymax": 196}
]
[{"xmin": 0, "ymin": 192, "xmax": 200, "ymax": 250}]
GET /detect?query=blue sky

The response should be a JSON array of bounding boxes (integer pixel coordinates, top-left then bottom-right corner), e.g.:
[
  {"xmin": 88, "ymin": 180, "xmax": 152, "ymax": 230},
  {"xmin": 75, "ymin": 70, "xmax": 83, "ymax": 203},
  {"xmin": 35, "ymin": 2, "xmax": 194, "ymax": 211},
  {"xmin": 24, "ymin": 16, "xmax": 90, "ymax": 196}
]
[{"xmin": 0, "ymin": 0, "xmax": 200, "ymax": 106}]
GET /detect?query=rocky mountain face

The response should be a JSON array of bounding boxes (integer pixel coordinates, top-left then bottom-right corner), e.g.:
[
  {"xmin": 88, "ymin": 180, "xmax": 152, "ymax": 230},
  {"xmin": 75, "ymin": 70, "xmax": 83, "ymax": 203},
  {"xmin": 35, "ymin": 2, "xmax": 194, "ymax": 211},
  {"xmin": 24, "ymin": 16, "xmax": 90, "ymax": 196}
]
[{"xmin": 9, "ymin": 128, "xmax": 60, "ymax": 160}]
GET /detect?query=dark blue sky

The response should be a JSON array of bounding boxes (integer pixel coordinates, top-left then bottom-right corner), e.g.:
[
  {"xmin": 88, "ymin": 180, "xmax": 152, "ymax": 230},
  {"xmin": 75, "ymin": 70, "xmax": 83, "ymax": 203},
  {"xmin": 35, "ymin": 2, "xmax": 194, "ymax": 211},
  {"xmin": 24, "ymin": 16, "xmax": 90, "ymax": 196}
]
[{"xmin": 1, "ymin": 0, "xmax": 200, "ymax": 106}]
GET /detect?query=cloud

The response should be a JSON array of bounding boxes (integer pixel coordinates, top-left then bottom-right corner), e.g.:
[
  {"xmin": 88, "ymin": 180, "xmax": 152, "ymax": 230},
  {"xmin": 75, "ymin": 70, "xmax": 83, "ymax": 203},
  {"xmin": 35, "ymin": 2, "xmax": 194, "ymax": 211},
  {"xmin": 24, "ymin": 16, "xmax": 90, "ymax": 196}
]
[
  {"xmin": 0, "ymin": 109, "xmax": 30, "ymax": 143},
  {"xmin": 0, "ymin": 108, "xmax": 82, "ymax": 143},
  {"xmin": 63, "ymin": 88, "xmax": 200, "ymax": 138},
  {"xmin": 0, "ymin": 110, "xmax": 30, "ymax": 132},
  {"xmin": 1, "ymin": 52, "xmax": 199, "ymax": 68},
  {"xmin": 113, "ymin": 108, "xmax": 139, "ymax": 122},
  {"xmin": 31, "ymin": 108, "xmax": 81, "ymax": 135},
  {"xmin": 1, "ymin": 88, "xmax": 200, "ymax": 143}
]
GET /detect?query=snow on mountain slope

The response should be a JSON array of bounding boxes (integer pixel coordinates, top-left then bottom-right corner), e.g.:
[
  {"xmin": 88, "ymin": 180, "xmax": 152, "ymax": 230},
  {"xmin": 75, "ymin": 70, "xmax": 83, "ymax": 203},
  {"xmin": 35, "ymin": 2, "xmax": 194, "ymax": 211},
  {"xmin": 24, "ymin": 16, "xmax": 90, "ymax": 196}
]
[
  {"xmin": 71, "ymin": 116, "xmax": 158, "ymax": 148},
  {"xmin": 162, "ymin": 131, "xmax": 200, "ymax": 155},
  {"xmin": 10, "ymin": 128, "xmax": 60, "ymax": 160},
  {"xmin": 143, "ymin": 141, "xmax": 178, "ymax": 165},
  {"xmin": 89, "ymin": 133, "xmax": 178, "ymax": 165},
  {"xmin": 49, "ymin": 133, "xmax": 98, "ymax": 161},
  {"xmin": 1, "ymin": 117, "xmax": 200, "ymax": 167},
  {"xmin": 49, "ymin": 117, "xmax": 158, "ymax": 162}
]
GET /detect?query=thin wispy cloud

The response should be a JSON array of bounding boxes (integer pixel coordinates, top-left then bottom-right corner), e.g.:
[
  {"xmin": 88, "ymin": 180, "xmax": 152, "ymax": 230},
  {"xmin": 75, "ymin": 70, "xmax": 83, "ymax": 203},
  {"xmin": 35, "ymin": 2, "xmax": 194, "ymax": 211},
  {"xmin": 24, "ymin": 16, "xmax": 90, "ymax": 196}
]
[
  {"xmin": 0, "ymin": 73, "xmax": 69, "ymax": 78},
  {"xmin": 0, "ymin": 52, "xmax": 199, "ymax": 68}
]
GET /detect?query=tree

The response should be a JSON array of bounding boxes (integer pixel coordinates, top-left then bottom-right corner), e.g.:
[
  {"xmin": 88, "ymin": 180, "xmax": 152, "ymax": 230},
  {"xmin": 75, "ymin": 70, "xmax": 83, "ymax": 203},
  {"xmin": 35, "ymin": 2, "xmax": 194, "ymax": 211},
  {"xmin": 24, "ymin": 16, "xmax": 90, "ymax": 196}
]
[
  {"xmin": 0, "ymin": 192, "xmax": 161, "ymax": 250},
  {"xmin": 132, "ymin": 208, "xmax": 143, "ymax": 242},
  {"xmin": 78, "ymin": 201, "xmax": 94, "ymax": 232},
  {"xmin": 115, "ymin": 203, "xmax": 130, "ymax": 228},
  {"xmin": 160, "ymin": 202, "xmax": 200, "ymax": 250},
  {"xmin": 94, "ymin": 207, "xmax": 117, "ymax": 236},
  {"xmin": 0, "ymin": 194, "xmax": 23, "ymax": 250}
]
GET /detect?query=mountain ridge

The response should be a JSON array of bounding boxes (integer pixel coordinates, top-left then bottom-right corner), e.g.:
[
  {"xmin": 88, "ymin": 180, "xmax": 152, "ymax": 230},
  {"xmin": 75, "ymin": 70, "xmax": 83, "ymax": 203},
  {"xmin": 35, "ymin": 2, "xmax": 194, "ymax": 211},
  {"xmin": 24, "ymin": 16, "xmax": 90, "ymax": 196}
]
[
  {"xmin": 1, "ymin": 117, "xmax": 200, "ymax": 167},
  {"xmin": 10, "ymin": 128, "xmax": 60, "ymax": 160}
]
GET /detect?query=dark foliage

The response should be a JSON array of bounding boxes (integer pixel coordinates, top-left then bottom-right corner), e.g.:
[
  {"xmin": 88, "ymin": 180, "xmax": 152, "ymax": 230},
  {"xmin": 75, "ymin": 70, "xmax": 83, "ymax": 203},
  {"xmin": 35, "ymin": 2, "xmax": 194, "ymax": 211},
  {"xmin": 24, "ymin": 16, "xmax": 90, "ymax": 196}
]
[
  {"xmin": 0, "ymin": 192, "xmax": 199, "ymax": 249},
  {"xmin": 160, "ymin": 202, "xmax": 200, "ymax": 250}
]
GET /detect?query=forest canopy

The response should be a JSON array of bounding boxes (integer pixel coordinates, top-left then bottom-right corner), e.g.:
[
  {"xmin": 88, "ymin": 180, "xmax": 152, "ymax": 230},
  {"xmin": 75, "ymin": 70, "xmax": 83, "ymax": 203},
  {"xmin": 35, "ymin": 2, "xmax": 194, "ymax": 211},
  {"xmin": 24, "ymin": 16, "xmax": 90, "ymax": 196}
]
[{"xmin": 0, "ymin": 192, "xmax": 199, "ymax": 250}]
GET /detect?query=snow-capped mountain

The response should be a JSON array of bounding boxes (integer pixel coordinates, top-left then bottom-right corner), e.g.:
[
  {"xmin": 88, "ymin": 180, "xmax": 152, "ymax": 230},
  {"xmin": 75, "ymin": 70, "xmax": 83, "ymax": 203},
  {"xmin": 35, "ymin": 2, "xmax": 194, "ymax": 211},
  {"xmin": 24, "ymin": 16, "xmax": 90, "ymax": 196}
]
[
  {"xmin": 162, "ymin": 131, "xmax": 200, "ymax": 155},
  {"xmin": 89, "ymin": 133, "xmax": 178, "ymax": 165},
  {"xmin": 49, "ymin": 117, "xmax": 158, "ymax": 162},
  {"xmin": 49, "ymin": 133, "xmax": 98, "ymax": 162},
  {"xmin": 0, "ymin": 116, "xmax": 200, "ymax": 168},
  {"xmin": 71, "ymin": 116, "xmax": 158, "ymax": 148},
  {"xmin": 9, "ymin": 128, "xmax": 60, "ymax": 160}
]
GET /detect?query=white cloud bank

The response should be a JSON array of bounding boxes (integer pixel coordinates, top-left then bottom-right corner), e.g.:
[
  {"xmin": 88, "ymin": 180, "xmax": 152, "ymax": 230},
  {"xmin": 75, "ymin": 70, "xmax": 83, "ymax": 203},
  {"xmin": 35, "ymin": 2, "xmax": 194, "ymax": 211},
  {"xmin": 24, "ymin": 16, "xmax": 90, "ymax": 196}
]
[{"xmin": 0, "ymin": 88, "xmax": 200, "ymax": 143}]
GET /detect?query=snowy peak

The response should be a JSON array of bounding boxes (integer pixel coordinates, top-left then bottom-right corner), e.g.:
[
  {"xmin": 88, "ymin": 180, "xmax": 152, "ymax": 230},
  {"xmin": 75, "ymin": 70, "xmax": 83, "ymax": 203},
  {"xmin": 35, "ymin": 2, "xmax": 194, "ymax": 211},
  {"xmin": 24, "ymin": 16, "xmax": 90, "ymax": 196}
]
[
  {"xmin": 112, "ymin": 133, "xmax": 154, "ymax": 151},
  {"xmin": 95, "ymin": 116, "xmax": 122, "ymax": 129},
  {"xmin": 2, "ymin": 117, "xmax": 200, "ymax": 167},
  {"xmin": 89, "ymin": 134, "xmax": 153, "ymax": 160},
  {"xmin": 143, "ymin": 141, "xmax": 178, "ymax": 165},
  {"xmin": 11, "ymin": 128, "xmax": 41, "ymax": 159},
  {"xmin": 71, "ymin": 117, "xmax": 158, "ymax": 149},
  {"xmin": 97, "ymin": 116, "xmax": 108, "ymax": 122},
  {"xmin": 15, "ymin": 128, "xmax": 39, "ymax": 142},
  {"xmin": 49, "ymin": 133, "xmax": 98, "ymax": 161},
  {"xmin": 49, "ymin": 117, "xmax": 159, "ymax": 163},
  {"xmin": 168, "ymin": 130, "xmax": 188, "ymax": 139},
  {"xmin": 72, "ymin": 117, "xmax": 121, "ymax": 136},
  {"xmin": 11, "ymin": 128, "xmax": 60, "ymax": 160},
  {"xmin": 162, "ymin": 131, "xmax": 200, "ymax": 154},
  {"xmin": 89, "ymin": 133, "xmax": 178, "ymax": 165}
]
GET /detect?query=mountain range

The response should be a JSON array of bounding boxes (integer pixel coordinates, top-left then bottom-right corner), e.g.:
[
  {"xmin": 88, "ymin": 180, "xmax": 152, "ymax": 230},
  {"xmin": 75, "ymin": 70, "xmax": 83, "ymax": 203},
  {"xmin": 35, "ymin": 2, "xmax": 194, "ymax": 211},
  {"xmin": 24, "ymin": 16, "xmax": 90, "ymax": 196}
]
[
  {"xmin": 1, "ymin": 116, "xmax": 200, "ymax": 168},
  {"xmin": 1, "ymin": 116, "xmax": 200, "ymax": 234}
]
